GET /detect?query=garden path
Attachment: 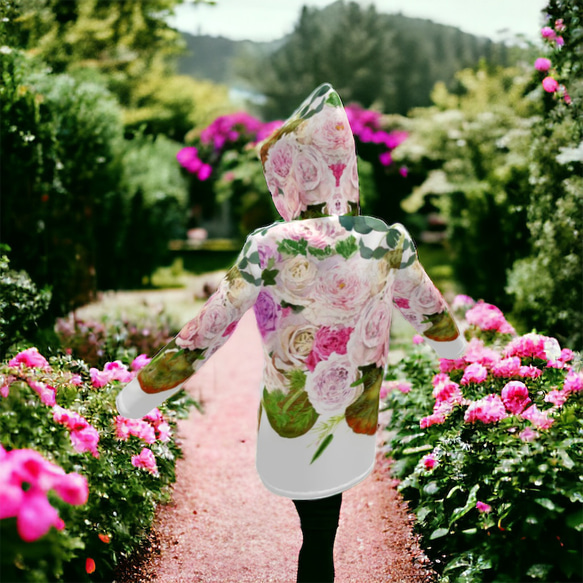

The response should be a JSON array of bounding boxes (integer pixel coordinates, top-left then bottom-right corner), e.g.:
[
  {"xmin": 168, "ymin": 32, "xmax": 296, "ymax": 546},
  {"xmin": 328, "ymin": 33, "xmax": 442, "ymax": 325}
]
[{"xmin": 115, "ymin": 310, "xmax": 434, "ymax": 583}]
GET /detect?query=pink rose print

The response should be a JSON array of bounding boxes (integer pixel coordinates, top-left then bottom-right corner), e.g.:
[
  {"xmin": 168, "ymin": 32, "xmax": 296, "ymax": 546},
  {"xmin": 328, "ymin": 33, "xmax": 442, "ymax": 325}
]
[
  {"xmin": 253, "ymin": 290, "xmax": 281, "ymax": 339},
  {"xmin": 305, "ymin": 325, "xmax": 353, "ymax": 371}
]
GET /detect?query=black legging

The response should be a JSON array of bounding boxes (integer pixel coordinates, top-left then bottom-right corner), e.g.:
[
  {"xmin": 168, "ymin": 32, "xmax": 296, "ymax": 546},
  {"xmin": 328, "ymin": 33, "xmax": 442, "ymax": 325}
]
[{"xmin": 293, "ymin": 493, "xmax": 343, "ymax": 583}]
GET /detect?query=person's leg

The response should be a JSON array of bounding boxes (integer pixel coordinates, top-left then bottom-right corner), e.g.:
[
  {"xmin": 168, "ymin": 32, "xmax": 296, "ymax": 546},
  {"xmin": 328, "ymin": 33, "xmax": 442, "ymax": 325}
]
[{"xmin": 292, "ymin": 493, "xmax": 343, "ymax": 583}]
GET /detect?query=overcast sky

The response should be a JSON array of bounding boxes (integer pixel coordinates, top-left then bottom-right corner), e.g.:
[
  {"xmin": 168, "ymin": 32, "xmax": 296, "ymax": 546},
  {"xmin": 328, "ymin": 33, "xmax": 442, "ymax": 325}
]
[{"xmin": 169, "ymin": 0, "xmax": 549, "ymax": 43}]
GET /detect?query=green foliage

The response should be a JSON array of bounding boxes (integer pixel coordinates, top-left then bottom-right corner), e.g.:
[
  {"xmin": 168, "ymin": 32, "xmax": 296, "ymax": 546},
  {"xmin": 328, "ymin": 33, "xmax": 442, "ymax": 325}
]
[
  {"xmin": 0, "ymin": 248, "xmax": 51, "ymax": 360},
  {"xmin": 0, "ymin": 351, "xmax": 196, "ymax": 582},
  {"xmin": 507, "ymin": 0, "xmax": 583, "ymax": 350},
  {"xmin": 384, "ymin": 306, "xmax": 583, "ymax": 582},
  {"xmin": 398, "ymin": 66, "xmax": 539, "ymax": 310},
  {"xmin": 0, "ymin": 48, "xmax": 125, "ymax": 316}
]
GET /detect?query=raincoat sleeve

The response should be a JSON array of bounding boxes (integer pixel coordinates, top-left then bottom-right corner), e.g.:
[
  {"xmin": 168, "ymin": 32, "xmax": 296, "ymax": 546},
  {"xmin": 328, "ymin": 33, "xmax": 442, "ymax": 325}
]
[
  {"xmin": 390, "ymin": 224, "xmax": 466, "ymax": 360},
  {"xmin": 116, "ymin": 234, "xmax": 263, "ymax": 419}
]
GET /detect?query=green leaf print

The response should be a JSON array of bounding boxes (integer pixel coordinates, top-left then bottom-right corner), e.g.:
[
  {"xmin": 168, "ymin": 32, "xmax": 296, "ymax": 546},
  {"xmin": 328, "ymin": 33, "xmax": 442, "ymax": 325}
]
[
  {"xmin": 386, "ymin": 228, "xmax": 402, "ymax": 248},
  {"xmin": 345, "ymin": 365, "xmax": 383, "ymax": 435},
  {"xmin": 335, "ymin": 235, "xmax": 358, "ymax": 259},
  {"xmin": 325, "ymin": 92, "xmax": 342, "ymax": 107},
  {"xmin": 400, "ymin": 253, "xmax": 415, "ymax": 269},
  {"xmin": 311, "ymin": 434, "xmax": 334, "ymax": 464},
  {"xmin": 280, "ymin": 300, "xmax": 305, "ymax": 312},
  {"xmin": 239, "ymin": 270, "xmax": 261, "ymax": 285},
  {"xmin": 307, "ymin": 245, "xmax": 333, "ymax": 259},
  {"xmin": 261, "ymin": 268, "xmax": 278, "ymax": 286},
  {"xmin": 421, "ymin": 310, "xmax": 459, "ymax": 342},
  {"xmin": 359, "ymin": 241, "xmax": 374, "ymax": 259},
  {"xmin": 138, "ymin": 341, "xmax": 203, "ymax": 394},
  {"xmin": 262, "ymin": 387, "xmax": 319, "ymax": 438},
  {"xmin": 278, "ymin": 238, "xmax": 308, "ymax": 256},
  {"xmin": 286, "ymin": 369, "xmax": 307, "ymax": 391},
  {"xmin": 339, "ymin": 215, "xmax": 355, "ymax": 231},
  {"xmin": 247, "ymin": 251, "xmax": 260, "ymax": 264}
]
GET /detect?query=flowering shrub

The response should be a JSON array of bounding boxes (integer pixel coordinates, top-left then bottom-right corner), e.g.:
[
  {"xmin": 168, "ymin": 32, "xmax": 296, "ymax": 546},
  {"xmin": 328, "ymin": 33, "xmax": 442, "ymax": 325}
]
[
  {"xmin": 0, "ymin": 347, "xmax": 195, "ymax": 582},
  {"xmin": 384, "ymin": 296, "xmax": 582, "ymax": 582},
  {"xmin": 55, "ymin": 310, "xmax": 177, "ymax": 368}
]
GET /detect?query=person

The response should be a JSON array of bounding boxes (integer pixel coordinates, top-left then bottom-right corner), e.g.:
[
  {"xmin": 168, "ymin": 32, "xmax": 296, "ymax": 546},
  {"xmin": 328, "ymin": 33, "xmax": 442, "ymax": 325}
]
[{"xmin": 116, "ymin": 83, "xmax": 466, "ymax": 583}]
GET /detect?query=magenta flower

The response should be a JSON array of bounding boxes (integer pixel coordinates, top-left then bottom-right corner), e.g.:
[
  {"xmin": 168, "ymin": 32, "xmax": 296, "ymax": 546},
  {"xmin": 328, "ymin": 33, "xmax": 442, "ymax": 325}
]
[
  {"xmin": 131, "ymin": 448, "xmax": 158, "ymax": 475},
  {"xmin": 521, "ymin": 404, "xmax": 554, "ymax": 430},
  {"xmin": 460, "ymin": 362, "xmax": 488, "ymax": 385},
  {"xmin": 378, "ymin": 151, "xmax": 393, "ymax": 166},
  {"xmin": 501, "ymin": 381, "xmax": 531, "ymax": 415},
  {"xmin": 0, "ymin": 448, "xmax": 88, "ymax": 542},
  {"xmin": 541, "ymin": 26, "xmax": 556, "ymax": 39},
  {"xmin": 305, "ymin": 325, "xmax": 353, "ymax": 371},
  {"xmin": 465, "ymin": 301, "xmax": 515, "ymax": 335},
  {"xmin": 518, "ymin": 427, "xmax": 539, "ymax": 442},
  {"xmin": 519, "ymin": 365, "xmax": 542, "ymax": 379},
  {"xmin": 8, "ymin": 347, "xmax": 50, "ymax": 370},
  {"xmin": 492, "ymin": 357, "xmax": 522, "ymax": 378},
  {"xmin": 452, "ymin": 294, "xmax": 475, "ymax": 312},
  {"xmin": 399, "ymin": 166, "xmax": 409, "ymax": 178},
  {"xmin": 544, "ymin": 389, "xmax": 569, "ymax": 408},
  {"xmin": 422, "ymin": 453, "xmax": 437, "ymax": 470},
  {"xmin": 464, "ymin": 394, "xmax": 507, "ymax": 424},
  {"xmin": 89, "ymin": 367, "xmax": 112, "ymax": 388},
  {"xmin": 534, "ymin": 58, "xmax": 552, "ymax": 72},
  {"xmin": 564, "ymin": 371, "xmax": 583, "ymax": 394},
  {"xmin": 26, "ymin": 379, "xmax": 56, "ymax": 406},
  {"xmin": 412, "ymin": 334, "xmax": 424, "ymax": 344},
  {"xmin": 438, "ymin": 357, "xmax": 466, "ymax": 373},
  {"xmin": 555, "ymin": 36, "xmax": 564, "ymax": 46},
  {"xmin": 52, "ymin": 406, "xmax": 100, "ymax": 457},
  {"xmin": 131, "ymin": 354, "xmax": 151, "ymax": 371},
  {"xmin": 420, "ymin": 411, "xmax": 446, "ymax": 428},
  {"xmin": 503, "ymin": 333, "xmax": 548, "ymax": 360},
  {"xmin": 114, "ymin": 416, "xmax": 156, "ymax": 444},
  {"xmin": 542, "ymin": 77, "xmax": 559, "ymax": 93},
  {"xmin": 476, "ymin": 501, "xmax": 492, "ymax": 513}
]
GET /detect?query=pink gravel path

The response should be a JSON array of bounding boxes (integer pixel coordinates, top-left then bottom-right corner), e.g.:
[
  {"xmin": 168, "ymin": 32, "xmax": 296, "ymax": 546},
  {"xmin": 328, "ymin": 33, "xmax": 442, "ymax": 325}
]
[{"xmin": 115, "ymin": 310, "xmax": 434, "ymax": 583}]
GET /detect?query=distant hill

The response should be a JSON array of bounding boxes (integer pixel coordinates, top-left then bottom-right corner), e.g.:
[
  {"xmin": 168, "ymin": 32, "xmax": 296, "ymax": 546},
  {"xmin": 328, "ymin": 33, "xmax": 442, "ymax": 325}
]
[
  {"xmin": 176, "ymin": 2, "xmax": 513, "ymax": 116},
  {"xmin": 176, "ymin": 33, "xmax": 282, "ymax": 87}
]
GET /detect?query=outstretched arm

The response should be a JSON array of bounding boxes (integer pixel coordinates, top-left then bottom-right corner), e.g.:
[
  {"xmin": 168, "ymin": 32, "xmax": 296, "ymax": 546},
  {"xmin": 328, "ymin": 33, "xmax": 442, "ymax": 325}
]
[
  {"xmin": 116, "ymin": 235, "xmax": 262, "ymax": 418},
  {"xmin": 391, "ymin": 224, "xmax": 466, "ymax": 360}
]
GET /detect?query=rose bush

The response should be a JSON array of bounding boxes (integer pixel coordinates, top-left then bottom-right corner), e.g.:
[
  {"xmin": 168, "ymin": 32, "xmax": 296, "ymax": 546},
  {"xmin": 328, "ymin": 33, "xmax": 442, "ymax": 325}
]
[
  {"xmin": 0, "ymin": 347, "xmax": 196, "ymax": 582},
  {"xmin": 383, "ymin": 296, "xmax": 582, "ymax": 582}
]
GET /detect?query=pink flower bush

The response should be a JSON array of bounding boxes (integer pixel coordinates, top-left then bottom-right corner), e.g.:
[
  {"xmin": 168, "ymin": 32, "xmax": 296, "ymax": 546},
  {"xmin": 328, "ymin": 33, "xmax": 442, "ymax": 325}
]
[
  {"xmin": 131, "ymin": 354, "xmax": 151, "ymax": 371},
  {"xmin": 491, "ymin": 356, "xmax": 522, "ymax": 378},
  {"xmin": 8, "ymin": 347, "xmax": 50, "ymax": 370},
  {"xmin": 412, "ymin": 334, "xmax": 424, "ymax": 345},
  {"xmin": 131, "ymin": 448, "xmax": 158, "ymax": 475},
  {"xmin": 464, "ymin": 394, "xmax": 507, "ymax": 424},
  {"xmin": 380, "ymin": 380, "xmax": 412, "ymax": 399},
  {"xmin": 503, "ymin": 333, "xmax": 552, "ymax": 361},
  {"xmin": 0, "ymin": 446, "xmax": 88, "ymax": 542},
  {"xmin": 501, "ymin": 381, "xmax": 531, "ymax": 415},
  {"xmin": 460, "ymin": 362, "xmax": 488, "ymax": 385},
  {"xmin": 432, "ymin": 374, "xmax": 463, "ymax": 405},
  {"xmin": 465, "ymin": 301, "xmax": 516, "ymax": 335},
  {"xmin": 52, "ymin": 405, "xmax": 100, "ymax": 457},
  {"xmin": 564, "ymin": 370, "xmax": 583, "ymax": 394},
  {"xmin": 90, "ymin": 360, "xmax": 134, "ymax": 388},
  {"xmin": 452, "ymin": 294, "xmax": 476, "ymax": 313},
  {"xmin": 544, "ymin": 389, "xmax": 569, "ymax": 408}
]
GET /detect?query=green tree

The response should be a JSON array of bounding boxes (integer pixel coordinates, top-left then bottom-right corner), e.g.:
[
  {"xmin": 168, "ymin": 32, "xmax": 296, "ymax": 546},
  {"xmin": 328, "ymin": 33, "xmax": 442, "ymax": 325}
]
[
  {"xmin": 507, "ymin": 0, "xmax": 583, "ymax": 349},
  {"xmin": 395, "ymin": 65, "xmax": 539, "ymax": 310}
]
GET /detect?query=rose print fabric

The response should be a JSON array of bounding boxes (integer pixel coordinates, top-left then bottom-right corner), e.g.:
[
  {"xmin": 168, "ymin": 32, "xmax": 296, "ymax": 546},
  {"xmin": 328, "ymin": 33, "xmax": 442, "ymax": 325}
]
[{"xmin": 116, "ymin": 84, "xmax": 466, "ymax": 499}]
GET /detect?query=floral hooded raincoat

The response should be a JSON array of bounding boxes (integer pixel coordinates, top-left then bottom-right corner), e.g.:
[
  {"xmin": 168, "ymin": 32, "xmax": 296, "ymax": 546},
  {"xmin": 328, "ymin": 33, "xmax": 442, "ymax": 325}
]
[{"xmin": 117, "ymin": 83, "xmax": 466, "ymax": 499}]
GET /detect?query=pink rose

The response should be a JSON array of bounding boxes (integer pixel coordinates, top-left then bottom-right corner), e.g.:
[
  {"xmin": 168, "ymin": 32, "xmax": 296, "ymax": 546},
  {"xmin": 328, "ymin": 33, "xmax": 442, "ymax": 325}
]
[
  {"xmin": 292, "ymin": 146, "xmax": 323, "ymax": 192},
  {"xmin": 27, "ymin": 380, "xmax": 56, "ymax": 406},
  {"xmin": 271, "ymin": 177, "xmax": 303, "ymax": 221},
  {"xmin": 420, "ymin": 411, "xmax": 446, "ymax": 428},
  {"xmin": 308, "ymin": 105, "xmax": 354, "ymax": 156},
  {"xmin": 70, "ymin": 426, "xmax": 100, "ymax": 458},
  {"xmin": 305, "ymin": 354, "xmax": 359, "ymax": 415},
  {"xmin": 541, "ymin": 26, "xmax": 556, "ymax": 39},
  {"xmin": 177, "ymin": 293, "xmax": 231, "ymax": 349},
  {"xmin": 519, "ymin": 427, "xmax": 539, "ymax": 442},
  {"xmin": 347, "ymin": 297, "xmax": 391, "ymax": 368},
  {"xmin": 501, "ymin": 381, "xmax": 531, "ymax": 415},
  {"xmin": 104, "ymin": 361, "xmax": 133, "ymax": 383},
  {"xmin": 476, "ymin": 501, "xmax": 492, "ymax": 513},
  {"xmin": 306, "ymin": 325, "xmax": 353, "ymax": 371},
  {"xmin": 266, "ymin": 137, "xmax": 295, "ymax": 180},
  {"xmin": 312, "ymin": 257, "xmax": 371, "ymax": 323},
  {"xmin": 432, "ymin": 375, "xmax": 463, "ymax": 404}
]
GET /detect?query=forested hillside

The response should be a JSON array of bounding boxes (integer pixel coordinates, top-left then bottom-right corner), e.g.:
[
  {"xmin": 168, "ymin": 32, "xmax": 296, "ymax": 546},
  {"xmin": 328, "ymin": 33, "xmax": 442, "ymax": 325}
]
[{"xmin": 177, "ymin": 0, "xmax": 520, "ymax": 117}]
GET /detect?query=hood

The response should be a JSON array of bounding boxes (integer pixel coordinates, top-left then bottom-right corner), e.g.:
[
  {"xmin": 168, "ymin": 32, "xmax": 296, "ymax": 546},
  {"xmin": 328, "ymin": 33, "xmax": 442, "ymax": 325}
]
[{"xmin": 260, "ymin": 83, "xmax": 360, "ymax": 221}]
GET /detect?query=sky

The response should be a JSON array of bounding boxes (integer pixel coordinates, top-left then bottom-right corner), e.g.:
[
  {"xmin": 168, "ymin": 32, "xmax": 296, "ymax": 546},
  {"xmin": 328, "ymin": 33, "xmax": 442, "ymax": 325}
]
[{"xmin": 169, "ymin": 0, "xmax": 549, "ymax": 43}]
